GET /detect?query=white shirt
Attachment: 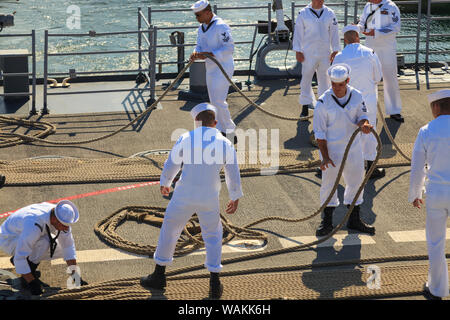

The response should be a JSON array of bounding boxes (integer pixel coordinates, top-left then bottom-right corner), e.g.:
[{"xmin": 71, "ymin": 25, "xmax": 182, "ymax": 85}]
[
  {"xmin": 333, "ymin": 43, "xmax": 382, "ymax": 97},
  {"xmin": 358, "ymin": 0, "xmax": 401, "ymax": 46},
  {"xmin": 313, "ymin": 86, "xmax": 369, "ymax": 160},
  {"xmin": 160, "ymin": 126, "xmax": 243, "ymax": 202},
  {"xmin": 293, "ymin": 4, "xmax": 341, "ymax": 55},
  {"xmin": 195, "ymin": 15, "xmax": 234, "ymax": 71},
  {"xmin": 0, "ymin": 202, "xmax": 77, "ymax": 274},
  {"xmin": 408, "ymin": 115, "xmax": 450, "ymax": 202}
]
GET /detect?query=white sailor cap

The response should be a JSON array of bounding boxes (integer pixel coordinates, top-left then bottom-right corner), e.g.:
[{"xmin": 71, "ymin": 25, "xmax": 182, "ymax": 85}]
[
  {"xmin": 427, "ymin": 89, "xmax": 450, "ymax": 104},
  {"xmin": 190, "ymin": 103, "xmax": 217, "ymax": 119},
  {"xmin": 328, "ymin": 63, "xmax": 352, "ymax": 82},
  {"xmin": 54, "ymin": 200, "xmax": 79, "ymax": 226},
  {"xmin": 342, "ymin": 24, "xmax": 360, "ymax": 34},
  {"xmin": 191, "ymin": 0, "xmax": 210, "ymax": 13}
]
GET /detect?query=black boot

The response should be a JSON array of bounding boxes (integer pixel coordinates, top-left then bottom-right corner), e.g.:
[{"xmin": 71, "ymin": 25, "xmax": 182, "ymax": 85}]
[
  {"xmin": 209, "ymin": 272, "xmax": 223, "ymax": 299},
  {"xmin": 367, "ymin": 161, "xmax": 385, "ymax": 179},
  {"xmin": 0, "ymin": 175, "xmax": 5, "ymax": 188},
  {"xmin": 316, "ymin": 207, "xmax": 334, "ymax": 236},
  {"xmin": 140, "ymin": 264, "xmax": 166, "ymax": 290},
  {"xmin": 346, "ymin": 205, "xmax": 375, "ymax": 235},
  {"xmin": 26, "ymin": 258, "xmax": 41, "ymax": 279},
  {"xmin": 300, "ymin": 105, "xmax": 309, "ymax": 118}
]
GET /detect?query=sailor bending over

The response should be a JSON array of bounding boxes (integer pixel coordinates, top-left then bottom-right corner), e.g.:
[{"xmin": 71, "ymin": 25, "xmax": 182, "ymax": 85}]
[
  {"xmin": 313, "ymin": 64, "xmax": 375, "ymax": 236},
  {"xmin": 140, "ymin": 103, "xmax": 243, "ymax": 299},
  {"xmin": 0, "ymin": 200, "xmax": 86, "ymax": 295}
]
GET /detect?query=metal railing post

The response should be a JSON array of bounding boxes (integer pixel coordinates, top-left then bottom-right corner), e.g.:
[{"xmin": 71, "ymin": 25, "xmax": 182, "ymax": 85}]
[
  {"xmin": 31, "ymin": 29, "xmax": 37, "ymax": 115},
  {"xmin": 138, "ymin": 8, "xmax": 142, "ymax": 73},
  {"xmin": 344, "ymin": 0, "xmax": 348, "ymax": 26},
  {"xmin": 354, "ymin": 0, "xmax": 359, "ymax": 24},
  {"xmin": 415, "ymin": 0, "xmax": 422, "ymax": 90},
  {"xmin": 268, "ymin": 3, "xmax": 272, "ymax": 44},
  {"xmin": 42, "ymin": 30, "xmax": 49, "ymax": 115},
  {"xmin": 291, "ymin": 2, "xmax": 295, "ymax": 30},
  {"xmin": 213, "ymin": 4, "xmax": 217, "ymax": 14},
  {"xmin": 148, "ymin": 7, "xmax": 152, "ymax": 26},
  {"xmin": 425, "ymin": 0, "xmax": 431, "ymax": 89}
]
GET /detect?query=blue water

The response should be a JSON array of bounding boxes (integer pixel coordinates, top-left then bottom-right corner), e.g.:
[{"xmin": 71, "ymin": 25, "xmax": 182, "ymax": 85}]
[{"xmin": 1, "ymin": 0, "xmax": 449, "ymax": 77}]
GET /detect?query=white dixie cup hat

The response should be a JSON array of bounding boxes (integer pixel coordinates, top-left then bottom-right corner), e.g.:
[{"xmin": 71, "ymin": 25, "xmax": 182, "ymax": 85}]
[
  {"xmin": 54, "ymin": 200, "xmax": 79, "ymax": 226},
  {"xmin": 191, "ymin": 0, "xmax": 210, "ymax": 13},
  {"xmin": 427, "ymin": 89, "xmax": 450, "ymax": 105},
  {"xmin": 327, "ymin": 63, "xmax": 352, "ymax": 83}
]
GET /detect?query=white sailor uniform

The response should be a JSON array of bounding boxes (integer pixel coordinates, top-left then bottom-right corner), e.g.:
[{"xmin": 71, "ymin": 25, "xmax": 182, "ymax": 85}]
[
  {"xmin": 313, "ymin": 86, "xmax": 369, "ymax": 207},
  {"xmin": 195, "ymin": 15, "xmax": 235, "ymax": 134},
  {"xmin": 358, "ymin": 0, "xmax": 402, "ymax": 116},
  {"xmin": 0, "ymin": 202, "xmax": 77, "ymax": 275},
  {"xmin": 409, "ymin": 114, "xmax": 450, "ymax": 298},
  {"xmin": 154, "ymin": 126, "xmax": 243, "ymax": 272},
  {"xmin": 293, "ymin": 4, "xmax": 341, "ymax": 106},
  {"xmin": 333, "ymin": 43, "xmax": 383, "ymax": 161}
]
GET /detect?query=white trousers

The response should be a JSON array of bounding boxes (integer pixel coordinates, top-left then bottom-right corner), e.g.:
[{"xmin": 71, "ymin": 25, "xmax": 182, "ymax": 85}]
[
  {"xmin": 3, "ymin": 236, "xmax": 65, "ymax": 267},
  {"xmin": 206, "ymin": 65, "xmax": 236, "ymax": 134},
  {"xmin": 153, "ymin": 197, "xmax": 223, "ymax": 273},
  {"xmin": 370, "ymin": 43, "xmax": 402, "ymax": 115},
  {"xmin": 299, "ymin": 52, "xmax": 331, "ymax": 106},
  {"xmin": 320, "ymin": 151, "xmax": 365, "ymax": 207},
  {"xmin": 361, "ymin": 93, "xmax": 378, "ymax": 161},
  {"xmin": 425, "ymin": 185, "xmax": 450, "ymax": 297}
]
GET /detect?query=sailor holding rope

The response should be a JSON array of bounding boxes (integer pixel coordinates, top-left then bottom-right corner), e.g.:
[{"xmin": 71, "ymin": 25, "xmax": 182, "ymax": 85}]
[
  {"xmin": 333, "ymin": 25, "xmax": 385, "ymax": 179},
  {"xmin": 140, "ymin": 103, "xmax": 243, "ymax": 299},
  {"xmin": 313, "ymin": 64, "xmax": 376, "ymax": 236},
  {"xmin": 358, "ymin": 0, "xmax": 404, "ymax": 123},
  {"xmin": 189, "ymin": 0, "xmax": 237, "ymax": 144},
  {"xmin": 293, "ymin": 0, "xmax": 341, "ymax": 118},
  {"xmin": 409, "ymin": 89, "xmax": 450, "ymax": 300},
  {"xmin": 0, "ymin": 200, "xmax": 86, "ymax": 295}
]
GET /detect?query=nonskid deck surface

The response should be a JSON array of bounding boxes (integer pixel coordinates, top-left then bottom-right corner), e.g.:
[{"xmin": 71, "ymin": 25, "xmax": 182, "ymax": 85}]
[{"xmin": 0, "ymin": 76, "xmax": 449, "ymax": 300}]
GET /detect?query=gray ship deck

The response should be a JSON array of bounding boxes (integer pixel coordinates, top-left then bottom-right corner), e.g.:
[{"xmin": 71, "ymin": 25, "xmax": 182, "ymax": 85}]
[{"xmin": 1, "ymin": 72, "xmax": 449, "ymax": 300}]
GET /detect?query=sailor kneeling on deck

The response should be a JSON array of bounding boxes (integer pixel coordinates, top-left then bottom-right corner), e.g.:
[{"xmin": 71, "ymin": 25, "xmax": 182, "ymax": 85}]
[
  {"xmin": 313, "ymin": 64, "xmax": 375, "ymax": 236},
  {"xmin": 409, "ymin": 89, "xmax": 450, "ymax": 300},
  {"xmin": 140, "ymin": 103, "xmax": 243, "ymax": 299},
  {"xmin": 0, "ymin": 200, "xmax": 87, "ymax": 295}
]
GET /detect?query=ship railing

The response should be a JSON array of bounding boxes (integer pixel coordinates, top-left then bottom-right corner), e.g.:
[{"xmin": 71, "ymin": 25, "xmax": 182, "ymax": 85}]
[
  {"xmin": 0, "ymin": 30, "xmax": 37, "ymax": 114},
  {"xmin": 425, "ymin": 0, "xmax": 450, "ymax": 89},
  {"xmin": 43, "ymin": 28, "xmax": 155, "ymax": 114}
]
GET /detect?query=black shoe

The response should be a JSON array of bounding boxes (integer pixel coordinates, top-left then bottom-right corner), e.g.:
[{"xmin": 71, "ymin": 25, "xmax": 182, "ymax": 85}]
[
  {"xmin": 140, "ymin": 272, "xmax": 166, "ymax": 290},
  {"xmin": 423, "ymin": 283, "xmax": 442, "ymax": 300},
  {"xmin": 315, "ymin": 167, "xmax": 322, "ymax": 179},
  {"xmin": 300, "ymin": 105, "xmax": 309, "ymax": 119},
  {"xmin": 209, "ymin": 279, "xmax": 223, "ymax": 299},
  {"xmin": 316, "ymin": 207, "xmax": 334, "ymax": 237},
  {"xmin": 389, "ymin": 114, "xmax": 404, "ymax": 123},
  {"xmin": 0, "ymin": 175, "xmax": 5, "ymax": 188},
  {"xmin": 366, "ymin": 161, "xmax": 385, "ymax": 179},
  {"xmin": 346, "ymin": 205, "xmax": 375, "ymax": 235}
]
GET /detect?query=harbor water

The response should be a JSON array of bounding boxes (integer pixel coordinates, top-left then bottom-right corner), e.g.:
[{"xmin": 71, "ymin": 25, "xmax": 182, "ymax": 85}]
[{"xmin": 0, "ymin": 0, "xmax": 449, "ymax": 77}]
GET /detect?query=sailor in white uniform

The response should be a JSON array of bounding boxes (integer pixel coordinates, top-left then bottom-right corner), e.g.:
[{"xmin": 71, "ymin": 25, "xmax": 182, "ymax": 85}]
[
  {"xmin": 358, "ymin": 0, "xmax": 404, "ymax": 122},
  {"xmin": 333, "ymin": 25, "xmax": 385, "ymax": 179},
  {"xmin": 313, "ymin": 64, "xmax": 375, "ymax": 236},
  {"xmin": 140, "ymin": 103, "xmax": 243, "ymax": 299},
  {"xmin": 293, "ymin": 0, "xmax": 341, "ymax": 118},
  {"xmin": 0, "ymin": 200, "xmax": 84, "ymax": 295},
  {"xmin": 190, "ymin": 0, "xmax": 237, "ymax": 142},
  {"xmin": 408, "ymin": 89, "xmax": 450, "ymax": 300}
]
